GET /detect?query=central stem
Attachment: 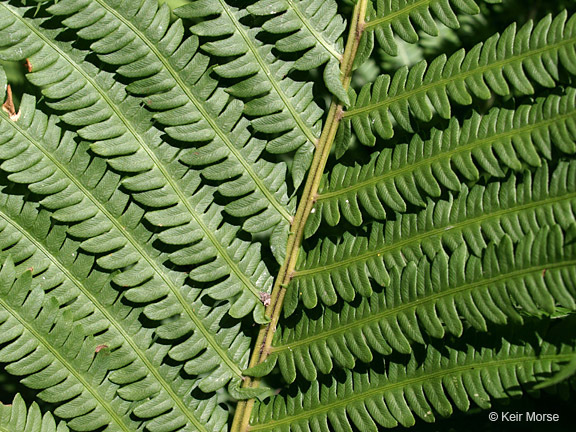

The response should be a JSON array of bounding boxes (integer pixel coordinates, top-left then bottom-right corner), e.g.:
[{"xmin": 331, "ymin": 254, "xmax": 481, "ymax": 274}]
[{"xmin": 230, "ymin": 1, "xmax": 369, "ymax": 430}]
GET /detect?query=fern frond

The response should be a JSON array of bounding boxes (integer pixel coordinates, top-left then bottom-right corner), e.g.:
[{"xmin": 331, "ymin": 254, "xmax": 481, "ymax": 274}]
[
  {"xmin": 0, "ymin": 89, "xmax": 250, "ymax": 411},
  {"xmin": 250, "ymin": 320, "xmax": 576, "ymax": 431},
  {"xmin": 0, "ymin": 394, "xmax": 69, "ymax": 432},
  {"xmin": 306, "ymin": 88, "xmax": 576, "ymax": 232},
  {"xmin": 247, "ymin": 0, "xmax": 344, "ymax": 69},
  {"xmin": 0, "ymin": 210, "xmax": 228, "ymax": 430},
  {"xmin": 287, "ymin": 161, "xmax": 576, "ymax": 313},
  {"xmin": 245, "ymin": 0, "xmax": 348, "ymax": 103},
  {"xmin": 0, "ymin": 98, "xmax": 234, "ymax": 430},
  {"xmin": 41, "ymin": 0, "xmax": 297, "ymax": 234},
  {"xmin": 253, "ymin": 226, "xmax": 575, "ymax": 382},
  {"xmin": 0, "ymin": 201, "xmax": 229, "ymax": 431},
  {"xmin": 0, "ymin": 2, "xmax": 574, "ymax": 431},
  {"xmin": 365, "ymin": 0, "xmax": 493, "ymax": 56},
  {"xmin": 0, "ymin": 258, "xmax": 141, "ymax": 431},
  {"xmin": 174, "ymin": 0, "xmax": 329, "ymax": 183},
  {"xmin": 340, "ymin": 12, "xmax": 576, "ymax": 149},
  {"xmin": 0, "ymin": 2, "xmax": 274, "ymax": 322}
]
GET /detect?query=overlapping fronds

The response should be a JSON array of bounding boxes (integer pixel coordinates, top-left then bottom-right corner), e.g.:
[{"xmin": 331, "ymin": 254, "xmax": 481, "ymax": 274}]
[
  {"xmin": 250, "ymin": 320, "xmax": 576, "ymax": 431},
  {"xmin": 0, "ymin": 89, "xmax": 250, "ymax": 393},
  {"xmin": 0, "ymin": 91, "xmax": 233, "ymax": 430},
  {"xmin": 0, "ymin": 204, "xmax": 228, "ymax": 431},
  {"xmin": 0, "ymin": 258, "xmax": 141, "ymax": 431},
  {"xmin": 0, "ymin": 2, "xmax": 275, "ymax": 322},
  {"xmin": 0, "ymin": 394, "xmax": 69, "ymax": 432},
  {"xmin": 306, "ymin": 88, "xmax": 576, "ymax": 233},
  {"xmin": 287, "ymin": 161, "xmax": 576, "ymax": 313},
  {"xmin": 248, "ymin": 226, "xmax": 576, "ymax": 382},
  {"xmin": 41, "ymin": 0, "xmax": 296, "ymax": 236},
  {"xmin": 174, "ymin": 0, "xmax": 328, "ymax": 185},
  {"xmin": 0, "ymin": 198, "xmax": 229, "ymax": 432},
  {"xmin": 0, "ymin": 1, "xmax": 575, "ymax": 431},
  {"xmin": 339, "ymin": 12, "xmax": 576, "ymax": 150},
  {"xmin": 365, "ymin": 0, "xmax": 498, "ymax": 56}
]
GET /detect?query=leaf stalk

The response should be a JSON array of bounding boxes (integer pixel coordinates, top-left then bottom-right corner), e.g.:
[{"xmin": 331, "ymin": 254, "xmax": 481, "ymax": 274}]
[{"xmin": 230, "ymin": 1, "xmax": 369, "ymax": 430}]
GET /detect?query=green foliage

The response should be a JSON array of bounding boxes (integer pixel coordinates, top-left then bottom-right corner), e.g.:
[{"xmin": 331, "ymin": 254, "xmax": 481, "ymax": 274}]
[
  {"xmin": 290, "ymin": 161, "xmax": 576, "ymax": 312},
  {"xmin": 0, "ymin": 0, "xmax": 574, "ymax": 431},
  {"xmin": 365, "ymin": 0, "xmax": 489, "ymax": 56},
  {"xmin": 251, "ymin": 319, "xmax": 576, "ymax": 431},
  {"xmin": 339, "ymin": 11, "xmax": 576, "ymax": 151},
  {"xmin": 310, "ymin": 88, "xmax": 576, "ymax": 231},
  {"xmin": 1, "ymin": 393, "xmax": 68, "ymax": 432},
  {"xmin": 257, "ymin": 225, "xmax": 576, "ymax": 382}
]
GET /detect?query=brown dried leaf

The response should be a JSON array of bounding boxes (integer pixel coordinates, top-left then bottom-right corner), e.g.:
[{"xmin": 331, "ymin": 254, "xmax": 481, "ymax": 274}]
[
  {"xmin": 24, "ymin": 58, "xmax": 33, "ymax": 73},
  {"xmin": 95, "ymin": 344, "xmax": 109, "ymax": 354},
  {"xmin": 2, "ymin": 85, "xmax": 20, "ymax": 121}
]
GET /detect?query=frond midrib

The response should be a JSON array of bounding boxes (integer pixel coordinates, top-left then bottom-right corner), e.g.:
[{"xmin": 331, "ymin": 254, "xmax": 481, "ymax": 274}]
[
  {"xmin": 216, "ymin": 0, "xmax": 319, "ymax": 144},
  {"xmin": 0, "ymin": 206, "xmax": 208, "ymax": 432},
  {"xmin": 285, "ymin": 0, "xmax": 342, "ymax": 59},
  {"xmin": 365, "ymin": 0, "xmax": 432, "ymax": 29},
  {"xmin": 94, "ymin": 0, "xmax": 293, "ymax": 223},
  {"xmin": 250, "ymin": 353, "xmax": 574, "ymax": 429},
  {"xmin": 5, "ymin": 3, "xmax": 262, "ymax": 318},
  {"xmin": 0, "ymin": 281, "xmax": 131, "ymax": 432},
  {"xmin": 295, "ymin": 190, "xmax": 576, "ymax": 276},
  {"xmin": 0, "ymin": 99, "xmax": 242, "ymax": 378},
  {"xmin": 318, "ymin": 111, "xmax": 576, "ymax": 200},
  {"xmin": 344, "ymin": 36, "xmax": 576, "ymax": 118},
  {"xmin": 273, "ymin": 258, "xmax": 576, "ymax": 351},
  {"xmin": 230, "ymin": 2, "xmax": 370, "ymax": 430}
]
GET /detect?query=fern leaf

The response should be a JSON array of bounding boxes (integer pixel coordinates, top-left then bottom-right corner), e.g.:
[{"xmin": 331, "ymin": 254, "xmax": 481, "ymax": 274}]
[
  {"xmin": 248, "ymin": 0, "xmax": 344, "ymax": 68},
  {"xmin": 287, "ymin": 161, "xmax": 576, "ymax": 313},
  {"xmin": 0, "ymin": 204, "xmax": 229, "ymax": 431},
  {"xmin": 1, "ymin": 394, "xmax": 69, "ymax": 432},
  {"xmin": 340, "ymin": 12, "xmax": 576, "ymax": 149},
  {"xmin": 0, "ymin": 2, "xmax": 574, "ymax": 431},
  {"xmin": 246, "ymin": 0, "xmax": 348, "ymax": 101},
  {"xmin": 251, "ymin": 320, "xmax": 576, "ymax": 431},
  {"xmin": 0, "ymin": 258, "xmax": 140, "ymax": 431},
  {"xmin": 257, "ymin": 226, "xmax": 575, "ymax": 382},
  {"xmin": 307, "ymin": 88, "xmax": 576, "ymax": 232},
  {"xmin": 0, "ymin": 3, "xmax": 274, "ymax": 322},
  {"xmin": 0, "ymin": 98, "xmax": 232, "ymax": 428},
  {"xmin": 364, "ymin": 0, "xmax": 501, "ymax": 56},
  {"xmin": 174, "ymin": 0, "xmax": 328, "ymax": 183},
  {"xmin": 0, "ymin": 83, "xmax": 248, "ymax": 400},
  {"xmin": 42, "ymin": 0, "xmax": 297, "ymax": 234}
]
